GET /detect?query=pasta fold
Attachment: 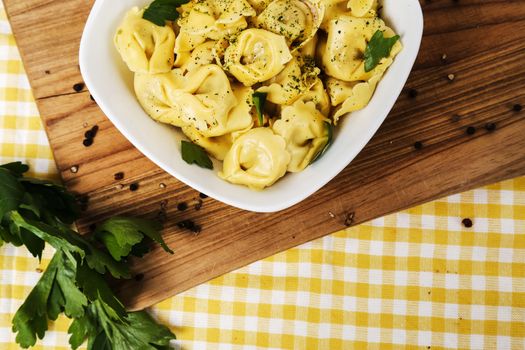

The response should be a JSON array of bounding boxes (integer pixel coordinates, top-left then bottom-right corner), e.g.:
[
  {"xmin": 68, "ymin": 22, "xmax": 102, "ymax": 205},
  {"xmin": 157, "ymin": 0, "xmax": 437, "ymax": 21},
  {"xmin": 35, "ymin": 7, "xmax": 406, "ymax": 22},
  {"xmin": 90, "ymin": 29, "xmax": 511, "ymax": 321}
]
[
  {"xmin": 134, "ymin": 64, "xmax": 253, "ymax": 137},
  {"xmin": 114, "ymin": 7, "xmax": 175, "ymax": 74},
  {"xmin": 273, "ymin": 101, "xmax": 330, "ymax": 172},
  {"xmin": 222, "ymin": 29, "xmax": 293, "ymax": 86},
  {"xmin": 219, "ymin": 128, "xmax": 290, "ymax": 190}
]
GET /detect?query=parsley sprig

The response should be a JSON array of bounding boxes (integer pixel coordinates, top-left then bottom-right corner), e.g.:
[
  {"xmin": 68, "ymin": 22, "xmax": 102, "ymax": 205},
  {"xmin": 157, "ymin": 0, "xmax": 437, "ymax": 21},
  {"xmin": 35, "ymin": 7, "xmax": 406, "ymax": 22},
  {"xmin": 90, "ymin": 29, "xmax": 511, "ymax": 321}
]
[
  {"xmin": 181, "ymin": 140, "xmax": 213, "ymax": 169},
  {"xmin": 252, "ymin": 92, "xmax": 268, "ymax": 127},
  {"xmin": 364, "ymin": 30, "xmax": 400, "ymax": 72},
  {"xmin": 142, "ymin": 0, "xmax": 190, "ymax": 26},
  {"xmin": 0, "ymin": 162, "xmax": 176, "ymax": 349}
]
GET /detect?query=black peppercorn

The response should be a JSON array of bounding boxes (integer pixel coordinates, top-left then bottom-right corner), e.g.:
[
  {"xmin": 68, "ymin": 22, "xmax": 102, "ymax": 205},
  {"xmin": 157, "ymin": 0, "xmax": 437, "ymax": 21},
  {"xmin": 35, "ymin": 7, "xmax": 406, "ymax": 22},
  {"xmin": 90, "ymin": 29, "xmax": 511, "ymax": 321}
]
[
  {"xmin": 407, "ymin": 88, "xmax": 418, "ymax": 98},
  {"xmin": 73, "ymin": 83, "xmax": 85, "ymax": 92},
  {"xmin": 484, "ymin": 123, "xmax": 496, "ymax": 132},
  {"xmin": 130, "ymin": 183, "xmax": 139, "ymax": 191},
  {"xmin": 462, "ymin": 218, "xmax": 473, "ymax": 228}
]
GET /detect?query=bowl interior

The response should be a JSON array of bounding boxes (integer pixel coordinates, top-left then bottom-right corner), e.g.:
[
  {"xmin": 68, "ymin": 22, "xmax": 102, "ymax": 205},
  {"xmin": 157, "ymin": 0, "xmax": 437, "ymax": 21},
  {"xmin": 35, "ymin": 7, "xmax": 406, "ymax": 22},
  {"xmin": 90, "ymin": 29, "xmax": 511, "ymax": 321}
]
[{"xmin": 79, "ymin": 0, "xmax": 423, "ymax": 212}]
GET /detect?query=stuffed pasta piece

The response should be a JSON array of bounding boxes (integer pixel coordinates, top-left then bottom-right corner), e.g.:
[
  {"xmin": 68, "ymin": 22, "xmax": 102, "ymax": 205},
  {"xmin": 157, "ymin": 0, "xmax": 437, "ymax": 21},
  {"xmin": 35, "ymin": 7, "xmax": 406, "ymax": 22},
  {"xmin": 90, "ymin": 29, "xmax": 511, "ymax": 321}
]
[
  {"xmin": 114, "ymin": 7, "xmax": 175, "ymax": 74},
  {"xmin": 219, "ymin": 128, "xmax": 291, "ymax": 190},
  {"xmin": 273, "ymin": 101, "xmax": 330, "ymax": 172}
]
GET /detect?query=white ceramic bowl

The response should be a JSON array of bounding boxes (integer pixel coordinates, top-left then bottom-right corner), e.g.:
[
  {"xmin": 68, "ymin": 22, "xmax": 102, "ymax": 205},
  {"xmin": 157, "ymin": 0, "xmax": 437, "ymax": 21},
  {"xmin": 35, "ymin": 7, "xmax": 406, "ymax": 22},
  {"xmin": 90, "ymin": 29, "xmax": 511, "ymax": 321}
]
[{"xmin": 79, "ymin": 0, "xmax": 423, "ymax": 213}]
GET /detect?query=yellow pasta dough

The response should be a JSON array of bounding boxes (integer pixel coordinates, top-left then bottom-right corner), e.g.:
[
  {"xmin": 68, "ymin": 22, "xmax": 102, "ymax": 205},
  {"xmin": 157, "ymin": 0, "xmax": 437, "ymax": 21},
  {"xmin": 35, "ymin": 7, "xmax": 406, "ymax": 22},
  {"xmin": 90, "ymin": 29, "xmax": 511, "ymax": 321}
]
[
  {"xmin": 222, "ymin": 28, "xmax": 293, "ymax": 86},
  {"xmin": 117, "ymin": 0, "xmax": 402, "ymax": 190},
  {"xmin": 326, "ymin": 74, "xmax": 382, "ymax": 123},
  {"xmin": 347, "ymin": 0, "xmax": 377, "ymax": 17},
  {"xmin": 256, "ymin": 0, "xmax": 324, "ymax": 49},
  {"xmin": 114, "ymin": 7, "xmax": 175, "ymax": 74},
  {"xmin": 273, "ymin": 101, "xmax": 330, "ymax": 172},
  {"xmin": 319, "ymin": 15, "xmax": 401, "ymax": 82},
  {"xmin": 134, "ymin": 65, "xmax": 252, "ymax": 137},
  {"xmin": 219, "ymin": 128, "xmax": 291, "ymax": 190},
  {"xmin": 256, "ymin": 56, "xmax": 319, "ymax": 105}
]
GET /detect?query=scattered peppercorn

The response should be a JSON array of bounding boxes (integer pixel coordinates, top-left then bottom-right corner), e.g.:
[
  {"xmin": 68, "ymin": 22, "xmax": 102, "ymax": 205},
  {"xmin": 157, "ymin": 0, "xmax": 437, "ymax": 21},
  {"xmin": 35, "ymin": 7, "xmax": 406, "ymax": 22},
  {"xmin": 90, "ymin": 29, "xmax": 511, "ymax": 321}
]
[
  {"xmin": 466, "ymin": 126, "xmax": 476, "ymax": 135},
  {"xmin": 199, "ymin": 192, "xmax": 208, "ymax": 199},
  {"xmin": 70, "ymin": 165, "xmax": 79, "ymax": 173},
  {"xmin": 176, "ymin": 219, "xmax": 201, "ymax": 233},
  {"xmin": 194, "ymin": 199, "xmax": 203, "ymax": 211},
  {"xmin": 451, "ymin": 114, "xmax": 461, "ymax": 123},
  {"xmin": 82, "ymin": 138, "xmax": 93, "ymax": 147},
  {"xmin": 462, "ymin": 218, "xmax": 473, "ymax": 228},
  {"xmin": 129, "ymin": 183, "xmax": 139, "ymax": 191},
  {"xmin": 407, "ymin": 88, "xmax": 418, "ymax": 98},
  {"xmin": 177, "ymin": 202, "xmax": 188, "ymax": 211},
  {"xmin": 134, "ymin": 273, "xmax": 144, "ymax": 281},
  {"xmin": 344, "ymin": 212, "xmax": 355, "ymax": 227},
  {"xmin": 484, "ymin": 123, "xmax": 496, "ymax": 132},
  {"xmin": 84, "ymin": 125, "xmax": 98, "ymax": 139},
  {"xmin": 44, "ymin": 70, "xmax": 50, "ymax": 75},
  {"xmin": 513, "ymin": 104, "xmax": 522, "ymax": 112},
  {"xmin": 114, "ymin": 172, "xmax": 124, "ymax": 181},
  {"xmin": 73, "ymin": 83, "xmax": 85, "ymax": 92},
  {"xmin": 414, "ymin": 141, "xmax": 423, "ymax": 150}
]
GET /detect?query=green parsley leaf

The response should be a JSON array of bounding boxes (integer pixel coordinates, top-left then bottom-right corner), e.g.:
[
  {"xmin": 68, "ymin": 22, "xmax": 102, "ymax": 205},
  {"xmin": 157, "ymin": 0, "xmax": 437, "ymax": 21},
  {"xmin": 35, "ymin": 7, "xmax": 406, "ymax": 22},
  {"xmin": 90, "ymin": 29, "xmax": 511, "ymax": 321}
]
[
  {"xmin": 364, "ymin": 30, "xmax": 400, "ymax": 72},
  {"xmin": 20, "ymin": 178, "xmax": 80, "ymax": 225},
  {"xmin": 76, "ymin": 263, "xmax": 128, "ymax": 321},
  {"xmin": 94, "ymin": 217, "xmax": 173, "ymax": 260},
  {"xmin": 0, "ymin": 168, "xmax": 24, "ymax": 220},
  {"xmin": 2, "ymin": 162, "xmax": 177, "ymax": 350},
  {"xmin": 0, "ymin": 161, "xmax": 29, "ymax": 177},
  {"xmin": 142, "ymin": 0, "xmax": 189, "ymax": 27},
  {"xmin": 311, "ymin": 122, "xmax": 333, "ymax": 163},
  {"xmin": 12, "ymin": 253, "xmax": 58, "ymax": 348},
  {"xmin": 69, "ymin": 300, "xmax": 175, "ymax": 350},
  {"xmin": 181, "ymin": 140, "xmax": 213, "ymax": 169},
  {"xmin": 6, "ymin": 212, "xmax": 87, "ymax": 259},
  {"xmin": 85, "ymin": 247, "xmax": 131, "ymax": 279},
  {"xmin": 253, "ymin": 92, "xmax": 267, "ymax": 126}
]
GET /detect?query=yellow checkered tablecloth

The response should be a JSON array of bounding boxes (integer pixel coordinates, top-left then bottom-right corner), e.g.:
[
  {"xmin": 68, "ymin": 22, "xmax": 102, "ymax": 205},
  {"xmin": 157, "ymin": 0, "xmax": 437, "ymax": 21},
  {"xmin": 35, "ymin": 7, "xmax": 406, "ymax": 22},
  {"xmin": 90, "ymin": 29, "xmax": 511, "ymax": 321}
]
[{"xmin": 0, "ymin": 2, "xmax": 524, "ymax": 349}]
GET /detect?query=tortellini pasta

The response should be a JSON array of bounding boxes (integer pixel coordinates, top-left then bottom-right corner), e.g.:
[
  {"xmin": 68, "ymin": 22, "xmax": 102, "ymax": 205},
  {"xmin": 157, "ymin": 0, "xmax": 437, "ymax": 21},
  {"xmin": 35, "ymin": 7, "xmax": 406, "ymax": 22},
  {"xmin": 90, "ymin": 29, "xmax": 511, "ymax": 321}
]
[
  {"xmin": 134, "ymin": 64, "xmax": 252, "ymax": 137},
  {"xmin": 319, "ymin": 16, "xmax": 401, "ymax": 82},
  {"xmin": 256, "ymin": 0, "xmax": 324, "ymax": 49},
  {"xmin": 222, "ymin": 28, "xmax": 293, "ymax": 86},
  {"xmin": 273, "ymin": 101, "xmax": 330, "ymax": 172},
  {"xmin": 219, "ymin": 128, "xmax": 291, "ymax": 190},
  {"xmin": 326, "ymin": 74, "xmax": 382, "ymax": 123},
  {"xmin": 114, "ymin": 7, "xmax": 175, "ymax": 74},
  {"xmin": 116, "ymin": 0, "xmax": 401, "ymax": 190},
  {"xmin": 256, "ymin": 56, "xmax": 319, "ymax": 105}
]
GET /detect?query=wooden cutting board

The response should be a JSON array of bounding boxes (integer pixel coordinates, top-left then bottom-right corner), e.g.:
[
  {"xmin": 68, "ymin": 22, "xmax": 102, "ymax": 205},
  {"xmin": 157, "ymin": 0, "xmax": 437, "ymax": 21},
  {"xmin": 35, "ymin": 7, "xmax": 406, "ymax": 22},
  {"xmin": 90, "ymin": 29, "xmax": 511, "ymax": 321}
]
[{"xmin": 4, "ymin": 0, "xmax": 525, "ymax": 310}]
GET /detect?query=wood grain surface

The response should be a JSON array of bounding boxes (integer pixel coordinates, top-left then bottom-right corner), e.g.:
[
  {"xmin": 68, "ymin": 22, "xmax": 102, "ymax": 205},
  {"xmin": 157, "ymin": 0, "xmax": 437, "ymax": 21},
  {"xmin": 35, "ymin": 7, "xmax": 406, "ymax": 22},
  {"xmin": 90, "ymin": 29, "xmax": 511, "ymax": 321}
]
[{"xmin": 4, "ymin": 0, "xmax": 525, "ymax": 310}]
